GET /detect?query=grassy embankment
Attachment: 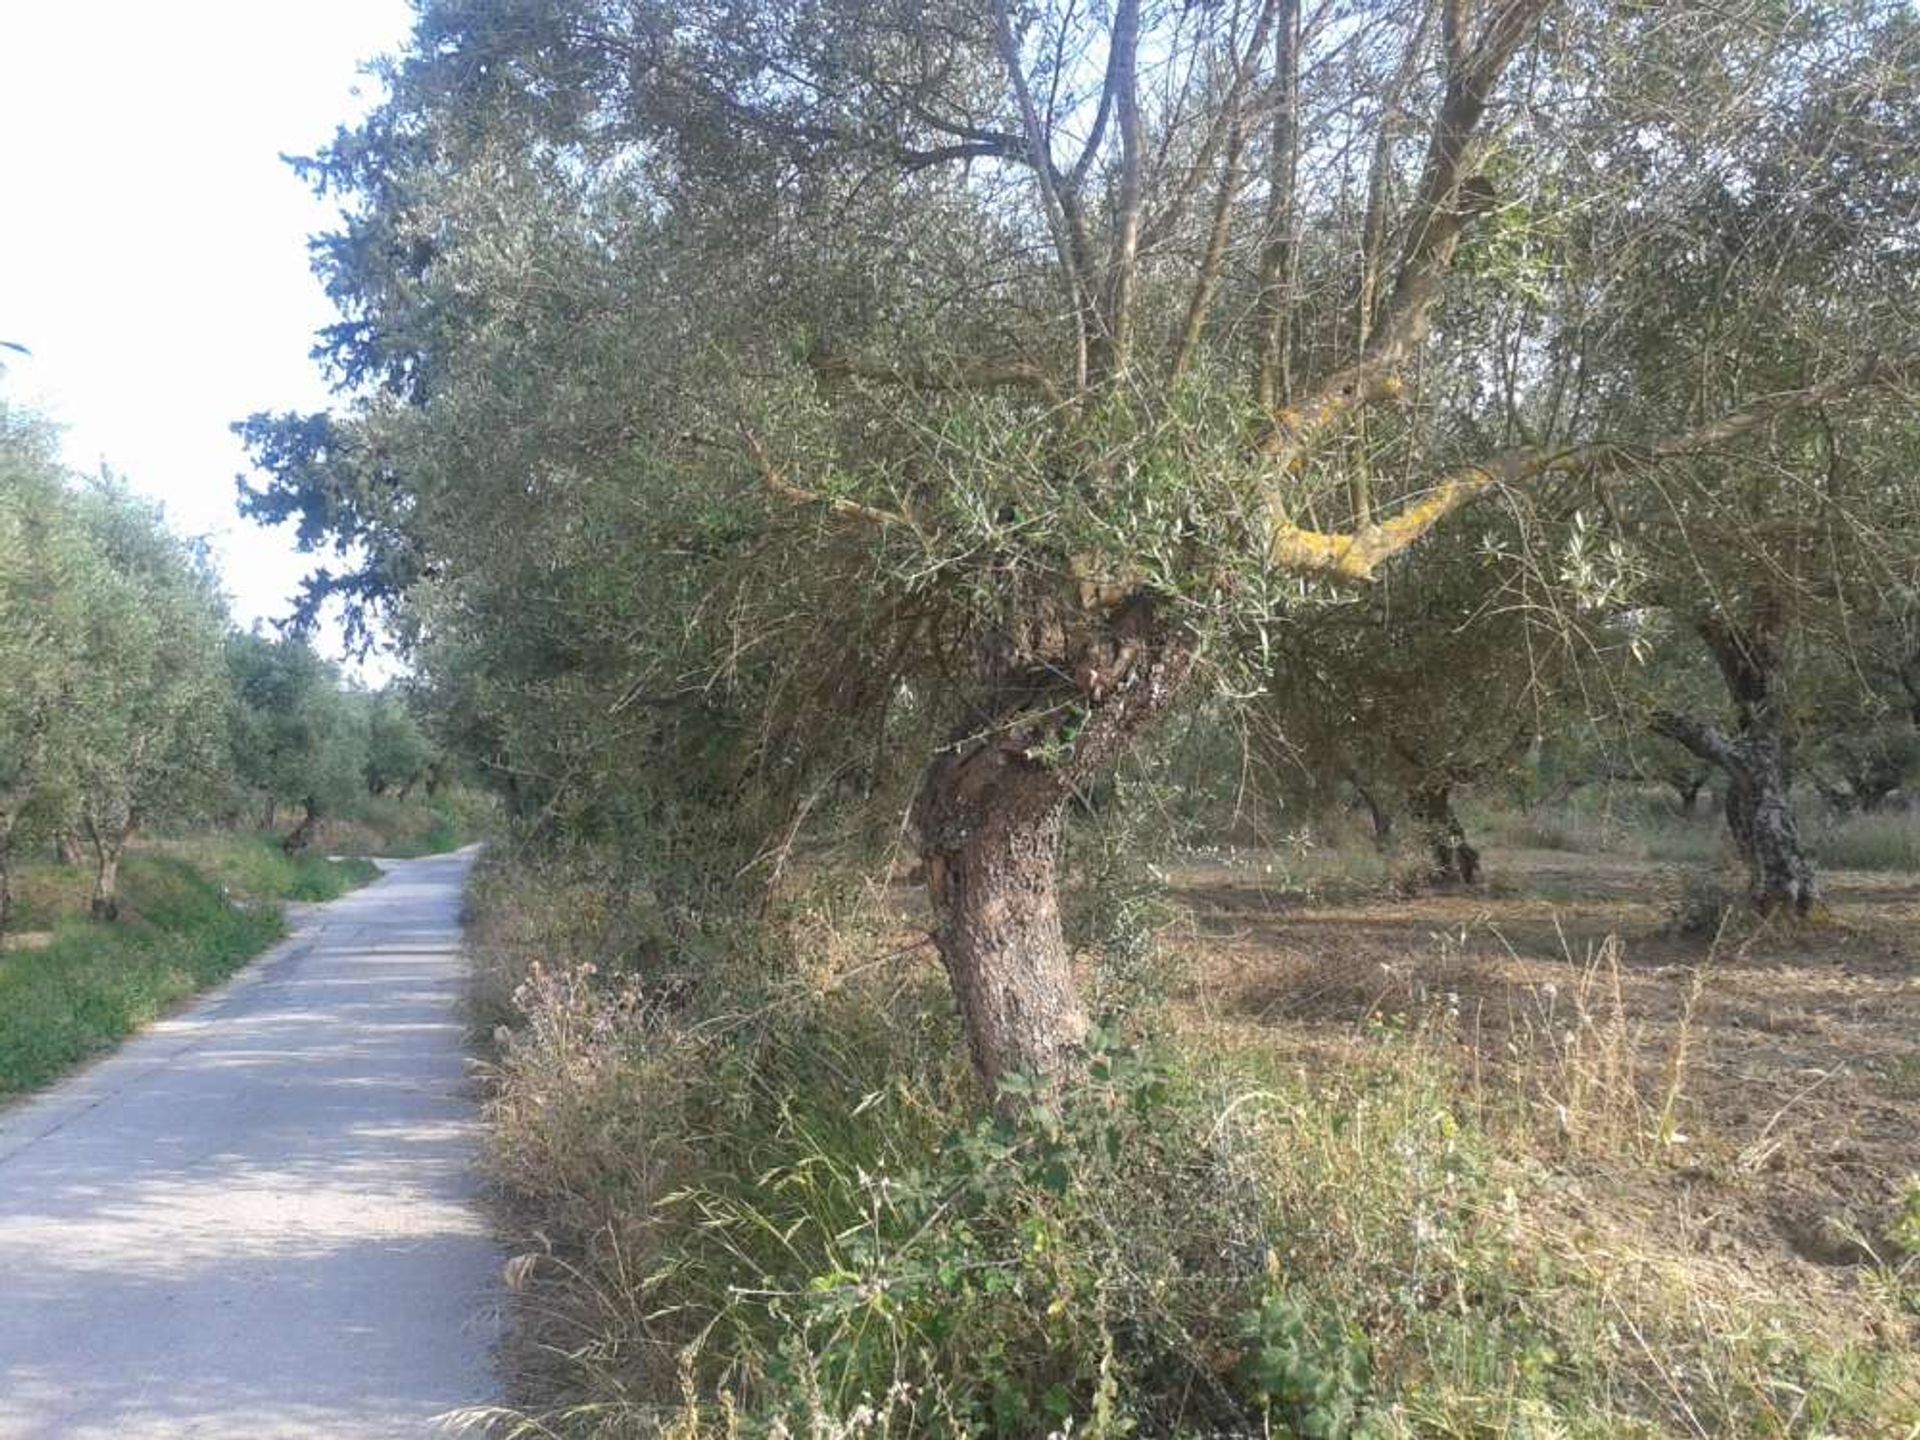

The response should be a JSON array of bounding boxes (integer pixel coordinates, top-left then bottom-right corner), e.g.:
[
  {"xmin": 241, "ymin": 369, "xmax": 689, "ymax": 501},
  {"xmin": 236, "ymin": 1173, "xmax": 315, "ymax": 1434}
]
[
  {"xmin": 0, "ymin": 794, "xmax": 485, "ymax": 1100},
  {"xmin": 0, "ymin": 839, "xmax": 371, "ymax": 1096},
  {"xmin": 459, "ymin": 790, "xmax": 1920, "ymax": 1439}
]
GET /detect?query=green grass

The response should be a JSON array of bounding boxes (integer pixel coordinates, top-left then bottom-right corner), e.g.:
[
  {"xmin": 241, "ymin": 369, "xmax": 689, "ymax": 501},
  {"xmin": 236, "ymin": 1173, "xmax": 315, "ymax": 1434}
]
[
  {"xmin": 0, "ymin": 838, "xmax": 377, "ymax": 1097},
  {"xmin": 366, "ymin": 803, "xmax": 462, "ymax": 858},
  {"xmin": 478, "ymin": 968, "xmax": 1914, "ymax": 1437},
  {"xmin": 165, "ymin": 833, "xmax": 381, "ymax": 900},
  {"xmin": 1474, "ymin": 785, "xmax": 1920, "ymax": 876}
]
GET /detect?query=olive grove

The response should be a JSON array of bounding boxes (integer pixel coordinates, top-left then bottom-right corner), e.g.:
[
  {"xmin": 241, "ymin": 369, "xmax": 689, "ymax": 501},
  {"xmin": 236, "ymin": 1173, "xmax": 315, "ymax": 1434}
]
[
  {"xmin": 0, "ymin": 404, "xmax": 445, "ymax": 930},
  {"xmin": 244, "ymin": 0, "xmax": 1919, "ymax": 1087}
]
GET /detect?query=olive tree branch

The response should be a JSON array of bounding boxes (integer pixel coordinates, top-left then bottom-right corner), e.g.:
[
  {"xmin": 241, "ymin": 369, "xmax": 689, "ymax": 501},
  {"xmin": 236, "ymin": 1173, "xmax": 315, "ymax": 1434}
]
[
  {"xmin": 1268, "ymin": 357, "xmax": 1916, "ymax": 582},
  {"xmin": 1261, "ymin": 0, "xmax": 1549, "ymax": 461},
  {"xmin": 993, "ymin": 0, "xmax": 1093, "ymax": 391},
  {"xmin": 739, "ymin": 426, "xmax": 913, "ymax": 529}
]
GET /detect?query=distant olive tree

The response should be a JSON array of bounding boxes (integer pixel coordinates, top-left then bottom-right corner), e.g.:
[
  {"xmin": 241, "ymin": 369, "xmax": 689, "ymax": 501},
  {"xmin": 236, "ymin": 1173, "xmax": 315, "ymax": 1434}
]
[
  {"xmin": 0, "ymin": 409, "xmax": 97, "ymax": 936},
  {"xmin": 1563, "ymin": 13, "xmax": 1920, "ymax": 912},
  {"xmin": 227, "ymin": 633, "xmax": 369, "ymax": 854},
  {"xmin": 362, "ymin": 691, "xmax": 434, "ymax": 798},
  {"xmin": 67, "ymin": 481, "xmax": 230, "ymax": 919}
]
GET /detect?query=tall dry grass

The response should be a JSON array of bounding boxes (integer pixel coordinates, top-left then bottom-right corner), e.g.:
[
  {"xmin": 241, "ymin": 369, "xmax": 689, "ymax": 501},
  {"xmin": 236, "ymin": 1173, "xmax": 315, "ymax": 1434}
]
[{"xmin": 453, "ymin": 850, "xmax": 1918, "ymax": 1439}]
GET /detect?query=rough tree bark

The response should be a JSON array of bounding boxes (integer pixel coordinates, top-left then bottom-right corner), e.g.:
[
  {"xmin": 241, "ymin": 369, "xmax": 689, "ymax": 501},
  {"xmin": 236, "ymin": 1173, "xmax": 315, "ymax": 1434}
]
[
  {"xmin": 1651, "ymin": 613, "xmax": 1817, "ymax": 916},
  {"xmin": 0, "ymin": 821, "xmax": 15, "ymax": 946},
  {"xmin": 913, "ymin": 595, "xmax": 1195, "ymax": 1092},
  {"xmin": 84, "ymin": 818, "xmax": 130, "ymax": 922},
  {"xmin": 1349, "ymin": 773, "xmax": 1395, "ymax": 851},
  {"xmin": 1410, "ymin": 782, "xmax": 1480, "ymax": 884},
  {"xmin": 282, "ymin": 799, "xmax": 322, "ymax": 857}
]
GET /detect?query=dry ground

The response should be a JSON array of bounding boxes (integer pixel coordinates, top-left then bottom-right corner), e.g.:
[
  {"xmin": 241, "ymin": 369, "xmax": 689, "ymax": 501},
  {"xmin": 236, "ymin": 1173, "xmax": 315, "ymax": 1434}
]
[{"xmin": 1159, "ymin": 844, "xmax": 1920, "ymax": 1355}]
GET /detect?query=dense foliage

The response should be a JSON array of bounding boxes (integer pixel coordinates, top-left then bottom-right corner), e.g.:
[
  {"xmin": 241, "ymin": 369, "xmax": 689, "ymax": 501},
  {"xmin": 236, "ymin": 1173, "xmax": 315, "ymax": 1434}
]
[
  {"xmin": 242, "ymin": 0, "xmax": 1919, "ymax": 1091},
  {"xmin": 207, "ymin": 0, "xmax": 1920, "ymax": 1431},
  {"xmin": 0, "ymin": 403, "xmax": 445, "ymax": 934}
]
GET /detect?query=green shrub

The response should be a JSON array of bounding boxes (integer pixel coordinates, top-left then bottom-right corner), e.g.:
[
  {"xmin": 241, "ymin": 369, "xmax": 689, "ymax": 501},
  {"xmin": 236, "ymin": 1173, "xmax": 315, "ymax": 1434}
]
[{"xmin": 312, "ymin": 789, "xmax": 493, "ymax": 858}]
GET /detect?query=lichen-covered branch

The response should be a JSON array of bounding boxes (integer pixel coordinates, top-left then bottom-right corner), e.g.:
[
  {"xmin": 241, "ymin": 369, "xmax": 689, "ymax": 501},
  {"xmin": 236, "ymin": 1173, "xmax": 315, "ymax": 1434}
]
[{"xmin": 1267, "ymin": 356, "xmax": 1916, "ymax": 581}]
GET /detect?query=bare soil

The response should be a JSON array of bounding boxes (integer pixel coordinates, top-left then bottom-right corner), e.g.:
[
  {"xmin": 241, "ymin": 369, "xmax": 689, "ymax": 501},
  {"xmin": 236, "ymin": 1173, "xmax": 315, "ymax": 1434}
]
[{"xmin": 1161, "ymin": 844, "xmax": 1920, "ymax": 1342}]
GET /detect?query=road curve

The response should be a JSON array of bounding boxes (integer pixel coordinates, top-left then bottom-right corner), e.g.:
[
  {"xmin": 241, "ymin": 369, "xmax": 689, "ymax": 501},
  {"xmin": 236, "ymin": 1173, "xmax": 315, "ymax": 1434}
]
[{"xmin": 0, "ymin": 848, "xmax": 501, "ymax": 1438}]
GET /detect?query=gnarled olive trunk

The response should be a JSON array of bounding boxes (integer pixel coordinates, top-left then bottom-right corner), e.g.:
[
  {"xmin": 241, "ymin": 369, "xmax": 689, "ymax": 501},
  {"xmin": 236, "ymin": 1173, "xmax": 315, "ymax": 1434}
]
[
  {"xmin": 914, "ymin": 597, "xmax": 1195, "ymax": 1092},
  {"xmin": 84, "ymin": 810, "xmax": 134, "ymax": 922},
  {"xmin": 1671, "ymin": 770, "xmax": 1706, "ymax": 818},
  {"xmin": 56, "ymin": 831, "xmax": 85, "ymax": 866},
  {"xmin": 1652, "ymin": 611, "xmax": 1816, "ymax": 916},
  {"xmin": 89, "ymin": 849, "xmax": 123, "ymax": 921},
  {"xmin": 1410, "ymin": 782, "xmax": 1480, "ymax": 884},
  {"xmin": 1721, "ymin": 737, "xmax": 1815, "ymax": 914},
  {"xmin": 0, "ymin": 820, "xmax": 15, "ymax": 946},
  {"xmin": 282, "ymin": 799, "xmax": 322, "ymax": 856},
  {"xmin": 1349, "ymin": 773, "xmax": 1395, "ymax": 851}
]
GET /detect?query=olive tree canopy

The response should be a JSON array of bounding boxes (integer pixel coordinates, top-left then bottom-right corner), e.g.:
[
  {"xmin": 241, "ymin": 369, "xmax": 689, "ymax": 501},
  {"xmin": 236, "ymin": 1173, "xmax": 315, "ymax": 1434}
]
[{"xmin": 244, "ymin": 0, "xmax": 1918, "ymax": 1085}]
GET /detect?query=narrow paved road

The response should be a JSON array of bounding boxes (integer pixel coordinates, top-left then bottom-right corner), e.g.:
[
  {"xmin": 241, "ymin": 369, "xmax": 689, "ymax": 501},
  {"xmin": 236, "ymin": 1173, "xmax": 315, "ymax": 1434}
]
[{"xmin": 0, "ymin": 849, "xmax": 500, "ymax": 1438}]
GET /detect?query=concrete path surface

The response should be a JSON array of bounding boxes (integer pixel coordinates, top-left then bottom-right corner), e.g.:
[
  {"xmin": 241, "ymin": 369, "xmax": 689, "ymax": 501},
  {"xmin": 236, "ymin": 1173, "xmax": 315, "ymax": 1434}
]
[{"xmin": 0, "ymin": 848, "xmax": 501, "ymax": 1437}]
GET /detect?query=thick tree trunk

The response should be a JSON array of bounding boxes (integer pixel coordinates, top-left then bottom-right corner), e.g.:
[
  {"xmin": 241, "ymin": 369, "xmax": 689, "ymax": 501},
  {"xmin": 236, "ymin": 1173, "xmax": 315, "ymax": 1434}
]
[
  {"xmin": 1652, "ymin": 610, "xmax": 1816, "ymax": 916},
  {"xmin": 85, "ymin": 815, "xmax": 132, "ymax": 922},
  {"xmin": 90, "ymin": 850, "xmax": 123, "ymax": 922},
  {"xmin": 262, "ymin": 797, "xmax": 278, "ymax": 831},
  {"xmin": 282, "ymin": 799, "xmax": 321, "ymax": 856},
  {"xmin": 1716, "ymin": 733, "xmax": 1815, "ymax": 915},
  {"xmin": 1410, "ymin": 782, "xmax": 1480, "ymax": 884},
  {"xmin": 0, "ymin": 824, "xmax": 14, "ymax": 947},
  {"xmin": 916, "ymin": 770, "xmax": 1085, "ymax": 1090},
  {"xmin": 1673, "ymin": 772, "xmax": 1704, "ymax": 818},
  {"xmin": 56, "ymin": 831, "xmax": 85, "ymax": 866},
  {"xmin": 915, "ymin": 597, "xmax": 1195, "ymax": 1092},
  {"xmin": 1349, "ymin": 774, "xmax": 1395, "ymax": 851}
]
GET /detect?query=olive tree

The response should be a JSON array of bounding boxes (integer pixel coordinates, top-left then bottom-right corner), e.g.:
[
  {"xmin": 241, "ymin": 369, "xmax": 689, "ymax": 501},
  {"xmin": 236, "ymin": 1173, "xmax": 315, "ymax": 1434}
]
[
  {"xmin": 1256, "ymin": 485, "xmax": 1599, "ymax": 880},
  {"xmin": 66, "ymin": 482, "xmax": 231, "ymax": 919},
  {"xmin": 363, "ymin": 690, "xmax": 434, "ymax": 797},
  {"xmin": 245, "ymin": 0, "xmax": 1915, "ymax": 1086},
  {"xmin": 0, "ymin": 409, "xmax": 97, "ymax": 936},
  {"xmin": 1544, "ymin": 8, "xmax": 1920, "ymax": 913},
  {"xmin": 226, "ymin": 633, "xmax": 369, "ymax": 854}
]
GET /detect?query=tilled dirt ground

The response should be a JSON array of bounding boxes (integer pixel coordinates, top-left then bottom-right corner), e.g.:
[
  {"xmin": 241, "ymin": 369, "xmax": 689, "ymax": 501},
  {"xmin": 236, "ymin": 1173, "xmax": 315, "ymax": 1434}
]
[{"xmin": 1162, "ymin": 845, "xmax": 1920, "ymax": 1341}]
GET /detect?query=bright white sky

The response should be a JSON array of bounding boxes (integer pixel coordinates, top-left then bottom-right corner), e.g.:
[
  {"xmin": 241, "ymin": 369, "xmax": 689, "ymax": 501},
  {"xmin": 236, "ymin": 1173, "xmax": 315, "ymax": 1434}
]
[{"xmin": 0, "ymin": 0, "xmax": 414, "ymax": 663}]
